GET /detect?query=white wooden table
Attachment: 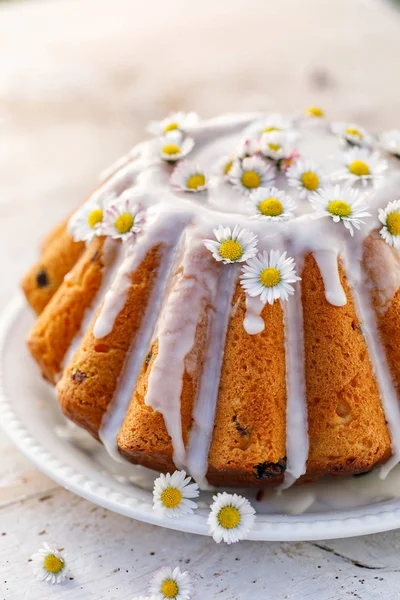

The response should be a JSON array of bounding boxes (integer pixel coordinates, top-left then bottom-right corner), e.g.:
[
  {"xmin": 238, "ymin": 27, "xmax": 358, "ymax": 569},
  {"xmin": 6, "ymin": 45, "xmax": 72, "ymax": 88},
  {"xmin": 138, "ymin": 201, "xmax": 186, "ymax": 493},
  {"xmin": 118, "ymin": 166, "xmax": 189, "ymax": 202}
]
[{"xmin": 1, "ymin": 0, "xmax": 400, "ymax": 597}]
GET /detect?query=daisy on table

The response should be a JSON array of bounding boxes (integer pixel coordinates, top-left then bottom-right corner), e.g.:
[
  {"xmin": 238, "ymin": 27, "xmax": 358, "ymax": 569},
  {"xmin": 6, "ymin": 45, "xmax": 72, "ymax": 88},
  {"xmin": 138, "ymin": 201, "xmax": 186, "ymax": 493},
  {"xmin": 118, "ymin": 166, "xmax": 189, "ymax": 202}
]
[
  {"xmin": 203, "ymin": 225, "xmax": 258, "ymax": 264},
  {"xmin": 310, "ymin": 185, "xmax": 371, "ymax": 236},
  {"xmin": 240, "ymin": 249, "xmax": 300, "ymax": 306},
  {"xmin": 331, "ymin": 122, "xmax": 373, "ymax": 148},
  {"xmin": 248, "ymin": 187, "xmax": 296, "ymax": 221},
  {"xmin": 30, "ymin": 543, "xmax": 68, "ymax": 585},
  {"xmin": 334, "ymin": 148, "xmax": 387, "ymax": 187},
  {"xmin": 380, "ymin": 130, "xmax": 400, "ymax": 158},
  {"xmin": 286, "ymin": 158, "xmax": 328, "ymax": 199},
  {"xmin": 147, "ymin": 111, "xmax": 199, "ymax": 136},
  {"xmin": 229, "ymin": 155, "xmax": 276, "ymax": 195},
  {"xmin": 379, "ymin": 199, "xmax": 400, "ymax": 250},
  {"xmin": 149, "ymin": 565, "xmax": 192, "ymax": 600}
]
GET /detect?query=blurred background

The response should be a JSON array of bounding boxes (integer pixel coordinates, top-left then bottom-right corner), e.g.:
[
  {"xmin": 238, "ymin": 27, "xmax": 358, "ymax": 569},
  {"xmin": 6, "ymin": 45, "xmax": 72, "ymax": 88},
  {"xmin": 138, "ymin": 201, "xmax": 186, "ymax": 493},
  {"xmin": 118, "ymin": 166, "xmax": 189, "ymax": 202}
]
[{"xmin": 1, "ymin": 0, "xmax": 400, "ymax": 310}]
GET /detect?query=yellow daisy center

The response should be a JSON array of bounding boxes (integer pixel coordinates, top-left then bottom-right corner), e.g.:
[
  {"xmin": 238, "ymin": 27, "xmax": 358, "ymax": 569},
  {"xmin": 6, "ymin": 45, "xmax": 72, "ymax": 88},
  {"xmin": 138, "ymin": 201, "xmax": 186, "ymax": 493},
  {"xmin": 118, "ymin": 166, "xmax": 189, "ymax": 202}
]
[
  {"xmin": 387, "ymin": 212, "xmax": 400, "ymax": 236},
  {"xmin": 164, "ymin": 122, "xmax": 179, "ymax": 133},
  {"xmin": 348, "ymin": 160, "xmax": 370, "ymax": 177},
  {"xmin": 44, "ymin": 554, "xmax": 64, "ymax": 574},
  {"xmin": 87, "ymin": 208, "xmax": 103, "ymax": 229},
  {"xmin": 218, "ymin": 506, "xmax": 241, "ymax": 529},
  {"xmin": 224, "ymin": 160, "xmax": 233, "ymax": 175},
  {"xmin": 307, "ymin": 106, "xmax": 324, "ymax": 117},
  {"xmin": 160, "ymin": 487, "xmax": 182, "ymax": 509},
  {"xmin": 301, "ymin": 171, "xmax": 319, "ymax": 190},
  {"xmin": 263, "ymin": 126, "xmax": 280, "ymax": 133},
  {"xmin": 186, "ymin": 173, "xmax": 206, "ymax": 190},
  {"xmin": 115, "ymin": 213, "xmax": 134, "ymax": 234},
  {"xmin": 327, "ymin": 200, "xmax": 352, "ymax": 218},
  {"xmin": 258, "ymin": 197, "xmax": 283, "ymax": 217},
  {"xmin": 260, "ymin": 267, "xmax": 281, "ymax": 287},
  {"xmin": 241, "ymin": 170, "xmax": 261, "ymax": 189},
  {"xmin": 345, "ymin": 128, "xmax": 363, "ymax": 139},
  {"xmin": 219, "ymin": 240, "xmax": 243, "ymax": 261},
  {"xmin": 161, "ymin": 579, "xmax": 179, "ymax": 599},
  {"xmin": 162, "ymin": 144, "xmax": 180, "ymax": 156},
  {"xmin": 268, "ymin": 143, "xmax": 281, "ymax": 152}
]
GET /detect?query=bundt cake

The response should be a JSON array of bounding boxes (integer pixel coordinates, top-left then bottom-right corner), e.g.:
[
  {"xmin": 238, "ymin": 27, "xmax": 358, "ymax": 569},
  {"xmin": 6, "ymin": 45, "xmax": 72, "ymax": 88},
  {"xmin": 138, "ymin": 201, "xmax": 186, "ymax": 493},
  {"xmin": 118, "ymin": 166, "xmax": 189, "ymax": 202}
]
[{"xmin": 22, "ymin": 110, "xmax": 400, "ymax": 489}]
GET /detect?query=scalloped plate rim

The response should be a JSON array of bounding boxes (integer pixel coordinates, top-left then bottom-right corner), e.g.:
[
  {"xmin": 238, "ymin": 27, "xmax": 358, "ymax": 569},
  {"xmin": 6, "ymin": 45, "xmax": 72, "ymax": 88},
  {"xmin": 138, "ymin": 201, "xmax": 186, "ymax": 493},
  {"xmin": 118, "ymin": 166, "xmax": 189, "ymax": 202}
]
[{"xmin": 2, "ymin": 294, "xmax": 400, "ymax": 541}]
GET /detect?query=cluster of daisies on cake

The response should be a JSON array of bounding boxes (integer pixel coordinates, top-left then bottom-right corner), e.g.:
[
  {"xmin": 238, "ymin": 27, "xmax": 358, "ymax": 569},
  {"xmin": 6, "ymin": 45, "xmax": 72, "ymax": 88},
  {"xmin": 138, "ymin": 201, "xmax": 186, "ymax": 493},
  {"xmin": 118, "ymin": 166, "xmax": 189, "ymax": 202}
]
[{"xmin": 69, "ymin": 109, "xmax": 400, "ymax": 308}]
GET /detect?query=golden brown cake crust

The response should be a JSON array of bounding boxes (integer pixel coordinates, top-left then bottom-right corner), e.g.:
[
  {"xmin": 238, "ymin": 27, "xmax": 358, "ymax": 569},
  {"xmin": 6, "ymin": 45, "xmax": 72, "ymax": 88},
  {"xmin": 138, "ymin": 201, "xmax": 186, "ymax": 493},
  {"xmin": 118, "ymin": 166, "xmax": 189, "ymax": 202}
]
[
  {"xmin": 27, "ymin": 237, "xmax": 115, "ymax": 383},
  {"xmin": 57, "ymin": 246, "xmax": 163, "ymax": 439},
  {"xmin": 207, "ymin": 284, "xmax": 287, "ymax": 487},
  {"xmin": 301, "ymin": 253, "xmax": 392, "ymax": 481}
]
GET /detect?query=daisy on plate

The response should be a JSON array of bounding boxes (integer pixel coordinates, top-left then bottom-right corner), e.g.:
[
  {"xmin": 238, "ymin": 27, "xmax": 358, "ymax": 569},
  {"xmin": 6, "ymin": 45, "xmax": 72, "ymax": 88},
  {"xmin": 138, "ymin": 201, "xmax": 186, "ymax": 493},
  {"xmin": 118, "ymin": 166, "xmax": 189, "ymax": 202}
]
[
  {"xmin": 335, "ymin": 148, "xmax": 387, "ymax": 186},
  {"xmin": 147, "ymin": 111, "xmax": 199, "ymax": 136},
  {"xmin": 170, "ymin": 161, "xmax": 207, "ymax": 192},
  {"xmin": 286, "ymin": 158, "xmax": 327, "ymax": 199},
  {"xmin": 331, "ymin": 122, "xmax": 373, "ymax": 148},
  {"xmin": 30, "ymin": 543, "xmax": 68, "ymax": 585},
  {"xmin": 102, "ymin": 194, "xmax": 146, "ymax": 241},
  {"xmin": 208, "ymin": 492, "xmax": 255, "ymax": 544},
  {"xmin": 229, "ymin": 156, "xmax": 275, "ymax": 195},
  {"xmin": 249, "ymin": 187, "xmax": 296, "ymax": 221},
  {"xmin": 259, "ymin": 131, "xmax": 294, "ymax": 161},
  {"xmin": 158, "ymin": 131, "xmax": 195, "ymax": 162},
  {"xmin": 305, "ymin": 105, "xmax": 325, "ymax": 118},
  {"xmin": 380, "ymin": 130, "xmax": 400, "ymax": 158},
  {"xmin": 203, "ymin": 225, "xmax": 258, "ymax": 264},
  {"xmin": 379, "ymin": 199, "xmax": 400, "ymax": 250},
  {"xmin": 153, "ymin": 470, "xmax": 199, "ymax": 518},
  {"xmin": 240, "ymin": 249, "xmax": 300, "ymax": 305},
  {"xmin": 149, "ymin": 566, "xmax": 192, "ymax": 600},
  {"xmin": 68, "ymin": 195, "xmax": 108, "ymax": 243},
  {"xmin": 310, "ymin": 185, "xmax": 371, "ymax": 236},
  {"xmin": 246, "ymin": 114, "xmax": 293, "ymax": 139}
]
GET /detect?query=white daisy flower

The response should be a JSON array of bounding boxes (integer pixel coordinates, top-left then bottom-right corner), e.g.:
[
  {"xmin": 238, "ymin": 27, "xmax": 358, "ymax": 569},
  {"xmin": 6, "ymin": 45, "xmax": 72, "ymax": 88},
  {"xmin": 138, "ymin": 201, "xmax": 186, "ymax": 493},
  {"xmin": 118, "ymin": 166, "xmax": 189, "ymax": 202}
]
[
  {"xmin": 259, "ymin": 131, "xmax": 294, "ymax": 161},
  {"xmin": 203, "ymin": 225, "xmax": 258, "ymax": 264},
  {"xmin": 246, "ymin": 114, "xmax": 293, "ymax": 139},
  {"xmin": 149, "ymin": 566, "xmax": 192, "ymax": 600},
  {"xmin": 229, "ymin": 156, "xmax": 275, "ymax": 195},
  {"xmin": 335, "ymin": 148, "xmax": 387, "ymax": 186},
  {"xmin": 153, "ymin": 470, "xmax": 199, "ymax": 518},
  {"xmin": 331, "ymin": 122, "xmax": 373, "ymax": 148},
  {"xmin": 147, "ymin": 111, "xmax": 199, "ymax": 136},
  {"xmin": 170, "ymin": 161, "xmax": 207, "ymax": 193},
  {"xmin": 286, "ymin": 158, "xmax": 327, "ymax": 199},
  {"xmin": 208, "ymin": 492, "xmax": 256, "ymax": 544},
  {"xmin": 236, "ymin": 137, "xmax": 260, "ymax": 159},
  {"xmin": 30, "ymin": 543, "xmax": 68, "ymax": 585},
  {"xmin": 310, "ymin": 185, "xmax": 371, "ymax": 236},
  {"xmin": 215, "ymin": 154, "xmax": 236, "ymax": 178},
  {"xmin": 102, "ymin": 195, "xmax": 146, "ymax": 241},
  {"xmin": 249, "ymin": 187, "xmax": 296, "ymax": 221},
  {"xmin": 380, "ymin": 130, "xmax": 400, "ymax": 158},
  {"xmin": 68, "ymin": 195, "xmax": 108, "ymax": 243},
  {"xmin": 159, "ymin": 132, "xmax": 195, "ymax": 162},
  {"xmin": 379, "ymin": 199, "xmax": 400, "ymax": 250},
  {"xmin": 240, "ymin": 250, "xmax": 301, "ymax": 305},
  {"xmin": 305, "ymin": 105, "xmax": 325, "ymax": 118}
]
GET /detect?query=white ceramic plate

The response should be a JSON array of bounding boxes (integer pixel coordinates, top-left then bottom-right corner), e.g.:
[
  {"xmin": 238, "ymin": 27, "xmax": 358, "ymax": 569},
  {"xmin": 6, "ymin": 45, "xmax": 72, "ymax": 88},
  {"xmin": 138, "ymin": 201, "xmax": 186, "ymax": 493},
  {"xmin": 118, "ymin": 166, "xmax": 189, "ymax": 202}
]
[{"xmin": 2, "ymin": 294, "xmax": 400, "ymax": 541}]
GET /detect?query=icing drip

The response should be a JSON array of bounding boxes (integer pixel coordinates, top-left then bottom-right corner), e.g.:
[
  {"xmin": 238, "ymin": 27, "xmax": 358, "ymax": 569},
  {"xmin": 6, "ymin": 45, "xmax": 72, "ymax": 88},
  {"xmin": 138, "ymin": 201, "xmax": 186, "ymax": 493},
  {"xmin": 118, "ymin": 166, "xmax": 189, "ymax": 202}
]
[
  {"xmin": 281, "ymin": 260, "xmax": 309, "ymax": 489},
  {"xmin": 60, "ymin": 238, "xmax": 123, "ymax": 376},
  {"xmin": 243, "ymin": 295, "xmax": 266, "ymax": 335},
  {"xmin": 343, "ymin": 245, "xmax": 400, "ymax": 478},
  {"xmin": 186, "ymin": 264, "xmax": 239, "ymax": 486},
  {"xmin": 99, "ymin": 233, "xmax": 184, "ymax": 460},
  {"xmin": 144, "ymin": 232, "xmax": 221, "ymax": 470},
  {"xmin": 364, "ymin": 234, "xmax": 400, "ymax": 315},
  {"xmin": 313, "ymin": 250, "xmax": 347, "ymax": 306}
]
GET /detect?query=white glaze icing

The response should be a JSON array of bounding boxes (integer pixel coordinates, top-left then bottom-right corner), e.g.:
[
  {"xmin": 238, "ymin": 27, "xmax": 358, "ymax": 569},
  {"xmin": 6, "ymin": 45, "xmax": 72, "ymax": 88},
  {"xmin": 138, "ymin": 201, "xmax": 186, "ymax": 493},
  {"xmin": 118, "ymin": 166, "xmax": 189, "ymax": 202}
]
[{"xmin": 60, "ymin": 112, "xmax": 400, "ymax": 488}]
